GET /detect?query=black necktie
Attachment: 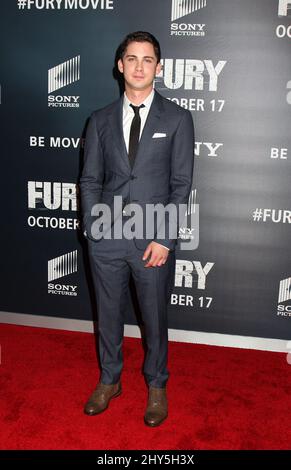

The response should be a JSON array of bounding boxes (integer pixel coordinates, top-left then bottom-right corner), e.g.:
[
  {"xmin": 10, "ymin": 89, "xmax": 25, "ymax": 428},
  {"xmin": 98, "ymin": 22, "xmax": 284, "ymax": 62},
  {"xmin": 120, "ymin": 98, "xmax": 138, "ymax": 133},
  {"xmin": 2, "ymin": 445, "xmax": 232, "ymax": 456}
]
[{"xmin": 128, "ymin": 104, "xmax": 145, "ymax": 169}]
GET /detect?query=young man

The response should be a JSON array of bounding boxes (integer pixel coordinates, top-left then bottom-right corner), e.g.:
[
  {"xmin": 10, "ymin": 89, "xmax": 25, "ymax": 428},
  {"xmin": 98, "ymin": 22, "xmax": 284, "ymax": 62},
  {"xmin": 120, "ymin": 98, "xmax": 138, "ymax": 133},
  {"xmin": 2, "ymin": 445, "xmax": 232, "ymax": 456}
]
[{"xmin": 80, "ymin": 31, "xmax": 194, "ymax": 427}]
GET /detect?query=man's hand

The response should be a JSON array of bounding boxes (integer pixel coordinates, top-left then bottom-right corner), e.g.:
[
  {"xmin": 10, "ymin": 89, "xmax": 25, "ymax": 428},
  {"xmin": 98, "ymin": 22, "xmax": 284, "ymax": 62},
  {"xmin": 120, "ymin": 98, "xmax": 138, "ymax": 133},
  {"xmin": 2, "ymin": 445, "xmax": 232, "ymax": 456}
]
[{"xmin": 142, "ymin": 242, "xmax": 169, "ymax": 267}]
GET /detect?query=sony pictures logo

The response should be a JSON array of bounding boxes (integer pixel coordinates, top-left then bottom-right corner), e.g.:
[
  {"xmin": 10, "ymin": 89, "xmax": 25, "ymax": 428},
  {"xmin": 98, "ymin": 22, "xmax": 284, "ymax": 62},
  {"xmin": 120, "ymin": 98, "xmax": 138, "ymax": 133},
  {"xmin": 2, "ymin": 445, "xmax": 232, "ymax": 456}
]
[
  {"xmin": 178, "ymin": 190, "xmax": 199, "ymax": 248},
  {"xmin": 277, "ymin": 277, "xmax": 291, "ymax": 317},
  {"xmin": 48, "ymin": 250, "xmax": 78, "ymax": 296},
  {"xmin": 48, "ymin": 55, "xmax": 80, "ymax": 108},
  {"xmin": 170, "ymin": 0, "xmax": 207, "ymax": 37}
]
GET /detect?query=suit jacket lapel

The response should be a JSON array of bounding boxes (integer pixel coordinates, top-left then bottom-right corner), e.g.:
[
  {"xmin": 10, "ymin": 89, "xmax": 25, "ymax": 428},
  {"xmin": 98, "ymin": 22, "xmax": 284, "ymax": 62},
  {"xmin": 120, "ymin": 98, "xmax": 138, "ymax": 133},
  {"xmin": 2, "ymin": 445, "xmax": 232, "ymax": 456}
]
[
  {"xmin": 107, "ymin": 96, "xmax": 131, "ymax": 172},
  {"xmin": 132, "ymin": 90, "xmax": 163, "ymax": 171},
  {"xmin": 107, "ymin": 90, "xmax": 164, "ymax": 173}
]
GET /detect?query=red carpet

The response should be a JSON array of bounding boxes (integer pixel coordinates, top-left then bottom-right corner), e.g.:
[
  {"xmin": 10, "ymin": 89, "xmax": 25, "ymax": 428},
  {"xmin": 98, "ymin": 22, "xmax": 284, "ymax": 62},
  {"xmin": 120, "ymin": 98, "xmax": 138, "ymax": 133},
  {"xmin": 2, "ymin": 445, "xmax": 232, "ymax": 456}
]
[{"xmin": 0, "ymin": 323, "xmax": 290, "ymax": 450}]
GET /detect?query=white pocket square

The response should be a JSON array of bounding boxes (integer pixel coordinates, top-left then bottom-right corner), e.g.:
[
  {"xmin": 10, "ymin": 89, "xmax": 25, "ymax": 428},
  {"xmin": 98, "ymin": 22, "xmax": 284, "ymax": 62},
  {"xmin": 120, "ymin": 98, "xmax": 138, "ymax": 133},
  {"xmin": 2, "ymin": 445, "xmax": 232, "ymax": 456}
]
[{"xmin": 152, "ymin": 132, "xmax": 167, "ymax": 138}]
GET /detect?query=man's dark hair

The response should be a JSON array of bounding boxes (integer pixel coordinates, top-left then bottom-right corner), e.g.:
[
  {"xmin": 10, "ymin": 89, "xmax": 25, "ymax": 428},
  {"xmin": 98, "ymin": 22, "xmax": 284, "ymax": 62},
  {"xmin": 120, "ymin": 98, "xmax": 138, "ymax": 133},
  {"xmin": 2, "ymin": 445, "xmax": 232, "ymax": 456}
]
[{"xmin": 117, "ymin": 31, "xmax": 161, "ymax": 64}]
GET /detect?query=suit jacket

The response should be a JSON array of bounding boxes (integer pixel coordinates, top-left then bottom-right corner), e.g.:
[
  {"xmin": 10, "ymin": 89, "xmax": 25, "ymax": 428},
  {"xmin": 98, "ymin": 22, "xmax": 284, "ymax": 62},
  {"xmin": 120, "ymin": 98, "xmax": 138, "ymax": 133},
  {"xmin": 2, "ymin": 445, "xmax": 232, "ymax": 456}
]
[{"xmin": 79, "ymin": 90, "xmax": 194, "ymax": 251}]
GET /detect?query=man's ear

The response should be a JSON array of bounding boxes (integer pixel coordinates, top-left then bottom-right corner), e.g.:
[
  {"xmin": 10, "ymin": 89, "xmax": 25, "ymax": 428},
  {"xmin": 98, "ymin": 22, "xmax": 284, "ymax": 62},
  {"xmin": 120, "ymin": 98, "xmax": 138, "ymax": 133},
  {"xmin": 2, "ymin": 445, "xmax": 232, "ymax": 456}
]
[
  {"xmin": 156, "ymin": 61, "xmax": 162, "ymax": 75},
  {"xmin": 117, "ymin": 59, "xmax": 124, "ymax": 74}
]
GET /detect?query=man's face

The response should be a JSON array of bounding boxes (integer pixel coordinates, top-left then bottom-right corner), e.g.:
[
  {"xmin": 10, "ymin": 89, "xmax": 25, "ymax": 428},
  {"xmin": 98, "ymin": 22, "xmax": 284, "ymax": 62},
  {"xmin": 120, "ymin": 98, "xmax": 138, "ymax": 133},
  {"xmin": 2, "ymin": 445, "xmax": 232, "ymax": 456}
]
[{"xmin": 118, "ymin": 41, "xmax": 161, "ymax": 92}]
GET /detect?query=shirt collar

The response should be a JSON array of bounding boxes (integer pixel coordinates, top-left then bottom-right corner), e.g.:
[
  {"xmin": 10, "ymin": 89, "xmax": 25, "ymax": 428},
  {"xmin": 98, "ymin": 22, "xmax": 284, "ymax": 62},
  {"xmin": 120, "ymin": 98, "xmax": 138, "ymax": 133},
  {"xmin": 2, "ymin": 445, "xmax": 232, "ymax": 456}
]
[{"xmin": 123, "ymin": 88, "xmax": 155, "ymax": 113}]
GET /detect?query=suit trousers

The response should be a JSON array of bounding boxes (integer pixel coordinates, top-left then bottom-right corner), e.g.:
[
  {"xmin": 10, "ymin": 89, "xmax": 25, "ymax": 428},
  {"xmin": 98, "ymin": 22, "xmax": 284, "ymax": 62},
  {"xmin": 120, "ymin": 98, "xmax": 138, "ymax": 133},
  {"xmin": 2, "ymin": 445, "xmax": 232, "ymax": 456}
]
[{"xmin": 87, "ymin": 215, "xmax": 176, "ymax": 388}]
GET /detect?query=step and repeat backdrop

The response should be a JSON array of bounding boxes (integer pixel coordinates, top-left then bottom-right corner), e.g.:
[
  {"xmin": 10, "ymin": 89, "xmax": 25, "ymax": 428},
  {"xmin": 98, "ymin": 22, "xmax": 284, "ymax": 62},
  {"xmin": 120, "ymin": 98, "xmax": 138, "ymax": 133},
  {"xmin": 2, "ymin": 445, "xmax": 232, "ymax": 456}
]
[{"xmin": 0, "ymin": 1, "xmax": 290, "ymax": 341}]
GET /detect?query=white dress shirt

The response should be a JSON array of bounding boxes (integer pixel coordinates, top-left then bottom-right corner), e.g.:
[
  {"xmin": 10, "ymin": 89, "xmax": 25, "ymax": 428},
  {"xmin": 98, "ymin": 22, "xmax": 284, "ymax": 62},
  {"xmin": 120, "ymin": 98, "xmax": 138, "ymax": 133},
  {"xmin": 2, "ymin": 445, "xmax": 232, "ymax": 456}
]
[
  {"xmin": 122, "ymin": 89, "xmax": 169, "ymax": 251},
  {"xmin": 122, "ymin": 88, "xmax": 155, "ymax": 152}
]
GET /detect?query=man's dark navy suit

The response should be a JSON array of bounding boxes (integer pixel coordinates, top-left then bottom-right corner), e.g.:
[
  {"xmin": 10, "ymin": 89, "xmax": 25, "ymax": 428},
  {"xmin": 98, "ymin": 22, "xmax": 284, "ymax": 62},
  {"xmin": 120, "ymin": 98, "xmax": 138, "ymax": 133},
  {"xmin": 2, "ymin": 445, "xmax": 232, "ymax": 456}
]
[{"xmin": 80, "ymin": 90, "xmax": 194, "ymax": 387}]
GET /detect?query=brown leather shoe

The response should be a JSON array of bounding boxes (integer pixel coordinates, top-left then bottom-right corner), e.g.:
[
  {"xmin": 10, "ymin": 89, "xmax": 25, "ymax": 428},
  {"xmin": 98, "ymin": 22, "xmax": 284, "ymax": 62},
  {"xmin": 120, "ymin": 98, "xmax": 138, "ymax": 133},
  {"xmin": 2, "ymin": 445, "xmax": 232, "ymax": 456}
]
[
  {"xmin": 84, "ymin": 381, "xmax": 121, "ymax": 416},
  {"xmin": 144, "ymin": 386, "xmax": 168, "ymax": 427}
]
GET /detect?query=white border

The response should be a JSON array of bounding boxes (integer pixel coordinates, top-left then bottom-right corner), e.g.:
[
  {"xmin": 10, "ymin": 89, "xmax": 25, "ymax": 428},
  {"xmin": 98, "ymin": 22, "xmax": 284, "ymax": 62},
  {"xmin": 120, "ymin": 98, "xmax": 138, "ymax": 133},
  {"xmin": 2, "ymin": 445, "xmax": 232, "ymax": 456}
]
[{"xmin": 0, "ymin": 311, "xmax": 288, "ymax": 353}]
